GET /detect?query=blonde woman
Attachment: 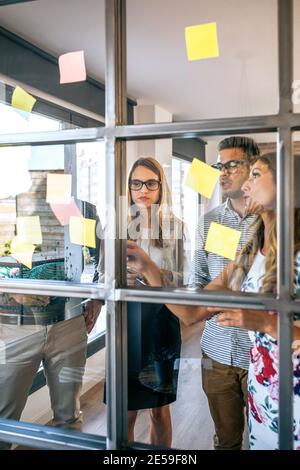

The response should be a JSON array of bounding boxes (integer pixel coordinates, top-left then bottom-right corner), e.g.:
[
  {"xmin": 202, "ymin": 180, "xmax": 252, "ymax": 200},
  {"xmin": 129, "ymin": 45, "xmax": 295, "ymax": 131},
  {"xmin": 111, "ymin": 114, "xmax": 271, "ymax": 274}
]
[
  {"xmin": 148, "ymin": 153, "xmax": 300, "ymax": 449},
  {"xmin": 123, "ymin": 157, "xmax": 189, "ymax": 447},
  {"xmin": 206, "ymin": 153, "xmax": 300, "ymax": 449}
]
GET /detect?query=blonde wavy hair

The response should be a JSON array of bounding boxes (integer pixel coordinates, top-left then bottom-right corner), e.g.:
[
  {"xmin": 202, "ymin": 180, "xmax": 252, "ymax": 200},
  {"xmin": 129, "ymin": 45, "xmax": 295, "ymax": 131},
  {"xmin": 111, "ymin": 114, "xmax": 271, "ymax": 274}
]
[
  {"xmin": 229, "ymin": 153, "xmax": 300, "ymax": 293},
  {"xmin": 127, "ymin": 157, "xmax": 181, "ymax": 248}
]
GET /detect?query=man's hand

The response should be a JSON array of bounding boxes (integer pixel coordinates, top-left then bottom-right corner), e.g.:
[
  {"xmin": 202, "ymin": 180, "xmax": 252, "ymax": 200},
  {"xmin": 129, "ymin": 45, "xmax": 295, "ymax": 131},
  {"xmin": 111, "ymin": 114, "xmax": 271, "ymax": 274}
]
[{"xmin": 84, "ymin": 300, "xmax": 102, "ymax": 334}]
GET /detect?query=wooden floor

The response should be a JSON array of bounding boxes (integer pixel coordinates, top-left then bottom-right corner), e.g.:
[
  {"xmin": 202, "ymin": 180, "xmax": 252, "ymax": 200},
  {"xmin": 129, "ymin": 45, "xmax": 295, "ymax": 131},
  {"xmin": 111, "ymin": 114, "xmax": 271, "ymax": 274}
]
[{"xmin": 80, "ymin": 321, "xmax": 215, "ymax": 449}]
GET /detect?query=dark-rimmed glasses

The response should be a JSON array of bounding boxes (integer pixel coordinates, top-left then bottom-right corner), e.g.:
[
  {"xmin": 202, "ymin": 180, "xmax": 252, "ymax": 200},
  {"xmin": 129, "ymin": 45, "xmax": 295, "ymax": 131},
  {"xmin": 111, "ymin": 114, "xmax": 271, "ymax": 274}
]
[
  {"xmin": 211, "ymin": 160, "xmax": 249, "ymax": 174},
  {"xmin": 129, "ymin": 179, "xmax": 161, "ymax": 191}
]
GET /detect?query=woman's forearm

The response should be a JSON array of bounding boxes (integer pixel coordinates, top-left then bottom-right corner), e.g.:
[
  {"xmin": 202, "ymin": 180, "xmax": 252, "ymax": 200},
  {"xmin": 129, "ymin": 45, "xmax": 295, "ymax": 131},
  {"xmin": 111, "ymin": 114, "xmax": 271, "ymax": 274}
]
[{"xmin": 166, "ymin": 303, "xmax": 211, "ymax": 325}]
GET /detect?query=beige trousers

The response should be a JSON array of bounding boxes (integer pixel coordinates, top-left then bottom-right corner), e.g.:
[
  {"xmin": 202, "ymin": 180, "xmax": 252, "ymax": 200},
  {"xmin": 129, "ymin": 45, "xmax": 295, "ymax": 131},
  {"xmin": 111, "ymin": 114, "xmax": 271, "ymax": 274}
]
[{"xmin": 0, "ymin": 315, "xmax": 87, "ymax": 449}]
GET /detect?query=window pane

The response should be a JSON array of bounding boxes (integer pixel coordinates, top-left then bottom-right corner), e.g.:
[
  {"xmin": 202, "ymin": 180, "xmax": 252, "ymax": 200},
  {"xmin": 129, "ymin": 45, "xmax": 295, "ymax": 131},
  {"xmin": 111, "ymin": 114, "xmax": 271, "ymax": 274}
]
[
  {"xmin": 127, "ymin": 0, "xmax": 278, "ymax": 124},
  {"xmin": 293, "ymin": 0, "xmax": 300, "ymax": 113},
  {"xmin": 0, "ymin": 0, "xmax": 106, "ymax": 132},
  {"xmin": 0, "ymin": 293, "xmax": 107, "ymax": 448},
  {"xmin": 0, "ymin": 142, "xmax": 107, "ymax": 447},
  {"xmin": 293, "ymin": 134, "xmax": 300, "ymax": 298},
  {"xmin": 124, "ymin": 133, "xmax": 277, "ymax": 449},
  {"xmin": 0, "ymin": 141, "xmax": 105, "ymax": 288}
]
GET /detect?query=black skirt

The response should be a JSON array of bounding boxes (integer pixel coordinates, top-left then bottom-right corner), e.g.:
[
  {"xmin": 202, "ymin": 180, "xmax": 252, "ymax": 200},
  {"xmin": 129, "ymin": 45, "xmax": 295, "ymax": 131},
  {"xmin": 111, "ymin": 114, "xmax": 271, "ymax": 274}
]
[{"xmin": 104, "ymin": 302, "xmax": 181, "ymax": 410}]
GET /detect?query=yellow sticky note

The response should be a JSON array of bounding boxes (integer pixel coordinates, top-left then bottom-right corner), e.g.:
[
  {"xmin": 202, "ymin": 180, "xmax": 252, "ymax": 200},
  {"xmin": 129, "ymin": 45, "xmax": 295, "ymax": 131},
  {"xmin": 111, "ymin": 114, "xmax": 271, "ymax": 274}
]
[
  {"xmin": 11, "ymin": 237, "xmax": 35, "ymax": 269},
  {"xmin": 11, "ymin": 86, "xmax": 37, "ymax": 113},
  {"xmin": 16, "ymin": 216, "xmax": 42, "ymax": 245},
  {"xmin": 46, "ymin": 174, "xmax": 72, "ymax": 204},
  {"xmin": 185, "ymin": 158, "xmax": 220, "ymax": 198},
  {"xmin": 69, "ymin": 216, "xmax": 96, "ymax": 248},
  {"xmin": 205, "ymin": 222, "xmax": 241, "ymax": 260},
  {"xmin": 185, "ymin": 22, "xmax": 219, "ymax": 61}
]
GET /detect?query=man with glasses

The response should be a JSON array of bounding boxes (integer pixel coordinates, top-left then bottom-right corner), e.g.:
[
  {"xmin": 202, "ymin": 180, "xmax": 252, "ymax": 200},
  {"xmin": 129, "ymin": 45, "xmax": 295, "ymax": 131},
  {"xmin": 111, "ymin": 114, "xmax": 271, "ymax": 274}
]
[{"xmin": 190, "ymin": 136, "xmax": 260, "ymax": 450}]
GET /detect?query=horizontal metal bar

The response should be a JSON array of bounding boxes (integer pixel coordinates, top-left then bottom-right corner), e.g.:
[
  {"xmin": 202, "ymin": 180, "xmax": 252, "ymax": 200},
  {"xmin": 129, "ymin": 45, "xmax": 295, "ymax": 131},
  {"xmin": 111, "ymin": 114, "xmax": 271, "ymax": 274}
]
[
  {"xmin": 0, "ymin": 127, "xmax": 105, "ymax": 146},
  {"xmin": 128, "ymin": 441, "xmax": 167, "ymax": 450},
  {"xmin": 0, "ymin": 419, "xmax": 106, "ymax": 450},
  {"xmin": 1, "ymin": 113, "xmax": 300, "ymax": 146},
  {"xmin": 0, "ymin": 279, "xmax": 105, "ymax": 299},
  {"xmin": 116, "ymin": 287, "xmax": 274, "ymax": 308},
  {"xmin": 114, "ymin": 114, "xmax": 285, "ymax": 140},
  {"xmin": 1, "ymin": 279, "xmax": 299, "ymax": 311},
  {"xmin": 115, "ymin": 287, "xmax": 300, "ymax": 313}
]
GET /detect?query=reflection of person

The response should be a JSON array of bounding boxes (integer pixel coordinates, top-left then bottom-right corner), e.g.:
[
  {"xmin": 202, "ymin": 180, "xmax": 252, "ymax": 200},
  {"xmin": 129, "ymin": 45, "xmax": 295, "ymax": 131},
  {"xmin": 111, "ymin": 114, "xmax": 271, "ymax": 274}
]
[
  {"xmin": 0, "ymin": 200, "xmax": 101, "ymax": 450},
  {"xmin": 0, "ymin": 294, "xmax": 87, "ymax": 451},
  {"xmin": 79, "ymin": 200, "xmax": 103, "ymax": 333},
  {"xmin": 99, "ymin": 157, "xmax": 189, "ymax": 447}
]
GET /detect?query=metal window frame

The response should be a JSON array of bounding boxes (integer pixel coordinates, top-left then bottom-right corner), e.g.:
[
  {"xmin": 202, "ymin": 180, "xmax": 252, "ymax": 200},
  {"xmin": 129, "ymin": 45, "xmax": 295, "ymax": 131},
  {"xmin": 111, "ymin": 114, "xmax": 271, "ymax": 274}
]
[{"xmin": 0, "ymin": 0, "xmax": 297, "ymax": 451}]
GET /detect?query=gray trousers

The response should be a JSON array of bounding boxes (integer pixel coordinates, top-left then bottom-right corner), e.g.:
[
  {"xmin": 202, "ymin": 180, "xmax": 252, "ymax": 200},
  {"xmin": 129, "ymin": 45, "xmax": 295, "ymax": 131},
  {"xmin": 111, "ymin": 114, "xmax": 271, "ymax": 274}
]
[{"xmin": 0, "ymin": 315, "xmax": 87, "ymax": 449}]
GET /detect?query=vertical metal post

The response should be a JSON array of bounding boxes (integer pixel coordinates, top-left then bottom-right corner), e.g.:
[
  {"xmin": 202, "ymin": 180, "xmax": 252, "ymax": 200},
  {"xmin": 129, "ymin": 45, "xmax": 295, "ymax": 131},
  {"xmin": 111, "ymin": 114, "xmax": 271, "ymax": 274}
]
[
  {"xmin": 277, "ymin": 0, "xmax": 294, "ymax": 450},
  {"xmin": 105, "ymin": 0, "xmax": 128, "ymax": 450}
]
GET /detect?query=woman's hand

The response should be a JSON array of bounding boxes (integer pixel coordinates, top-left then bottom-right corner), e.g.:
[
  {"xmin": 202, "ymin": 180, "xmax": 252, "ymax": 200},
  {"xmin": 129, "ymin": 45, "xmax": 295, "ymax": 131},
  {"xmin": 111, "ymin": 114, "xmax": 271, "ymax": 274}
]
[
  {"xmin": 243, "ymin": 196, "xmax": 264, "ymax": 217},
  {"xmin": 207, "ymin": 307, "xmax": 278, "ymax": 338},
  {"xmin": 126, "ymin": 240, "xmax": 162, "ymax": 286}
]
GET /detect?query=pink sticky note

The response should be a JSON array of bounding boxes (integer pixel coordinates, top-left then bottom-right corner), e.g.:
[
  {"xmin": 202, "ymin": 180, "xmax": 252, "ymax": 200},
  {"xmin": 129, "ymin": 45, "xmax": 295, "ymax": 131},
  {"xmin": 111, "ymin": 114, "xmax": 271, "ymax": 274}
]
[
  {"xmin": 50, "ymin": 198, "xmax": 83, "ymax": 225},
  {"xmin": 58, "ymin": 50, "xmax": 87, "ymax": 84}
]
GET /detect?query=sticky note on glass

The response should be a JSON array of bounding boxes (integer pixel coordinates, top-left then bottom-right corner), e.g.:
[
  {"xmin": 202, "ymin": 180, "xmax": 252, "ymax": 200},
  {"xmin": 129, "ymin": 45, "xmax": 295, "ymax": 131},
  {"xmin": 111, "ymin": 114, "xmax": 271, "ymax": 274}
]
[
  {"xmin": 11, "ymin": 237, "xmax": 35, "ymax": 269},
  {"xmin": 46, "ymin": 174, "xmax": 72, "ymax": 204},
  {"xmin": 11, "ymin": 86, "xmax": 37, "ymax": 113},
  {"xmin": 59, "ymin": 50, "xmax": 87, "ymax": 84},
  {"xmin": 50, "ymin": 197, "xmax": 83, "ymax": 225},
  {"xmin": 69, "ymin": 216, "xmax": 96, "ymax": 248},
  {"xmin": 205, "ymin": 222, "xmax": 241, "ymax": 260},
  {"xmin": 185, "ymin": 158, "xmax": 220, "ymax": 198},
  {"xmin": 16, "ymin": 216, "xmax": 42, "ymax": 245},
  {"xmin": 185, "ymin": 22, "xmax": 219, "ymax": 61}
]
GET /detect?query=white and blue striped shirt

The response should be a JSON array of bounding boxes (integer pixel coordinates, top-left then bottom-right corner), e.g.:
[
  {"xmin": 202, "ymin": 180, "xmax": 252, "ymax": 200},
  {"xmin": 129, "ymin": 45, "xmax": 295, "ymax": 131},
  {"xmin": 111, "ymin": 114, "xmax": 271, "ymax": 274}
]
[{"xmin": 189, "ymin": 199, "xmax": 257, "ymax": 370}]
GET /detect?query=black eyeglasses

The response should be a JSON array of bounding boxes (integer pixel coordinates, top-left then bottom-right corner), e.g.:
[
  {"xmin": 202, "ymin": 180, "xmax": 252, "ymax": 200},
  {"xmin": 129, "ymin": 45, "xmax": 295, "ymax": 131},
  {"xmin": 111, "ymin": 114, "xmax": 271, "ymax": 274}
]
[
  {"xmin": 211, "ymin": 160, "xmax": 249, "ymax": 174},
  {"xmin": 129, "ymin": 179, "xmax": 161, "ymax": 191}
]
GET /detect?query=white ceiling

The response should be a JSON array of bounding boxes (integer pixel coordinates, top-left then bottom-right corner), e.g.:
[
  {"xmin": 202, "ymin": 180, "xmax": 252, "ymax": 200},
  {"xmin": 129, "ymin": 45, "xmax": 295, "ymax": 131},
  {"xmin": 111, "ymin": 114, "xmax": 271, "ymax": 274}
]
[{"xmin": 0, "ymin": 0, "xmax": 299, "ymax": 121}]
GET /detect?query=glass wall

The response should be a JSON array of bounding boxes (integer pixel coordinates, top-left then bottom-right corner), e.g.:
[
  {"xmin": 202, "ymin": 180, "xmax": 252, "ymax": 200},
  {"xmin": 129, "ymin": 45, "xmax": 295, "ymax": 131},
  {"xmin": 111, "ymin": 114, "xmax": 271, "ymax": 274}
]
[
  {"xmin": 127, "ymin": 0, "xmax": 278, "ymax": 123},
  {"xmin": 123, "ymin": 133, "xmax": 279, "ymax": 449},
  {"xmin": 0, "ymin": 0, "xmax": 298, "ymax": 454},
  {"xmin": 0, "ymin": 139, "xmax": 107, "ymax": 448},
  {"xmin": 0, "ymin": 0, "xmax": 106, "ymax": 132}
]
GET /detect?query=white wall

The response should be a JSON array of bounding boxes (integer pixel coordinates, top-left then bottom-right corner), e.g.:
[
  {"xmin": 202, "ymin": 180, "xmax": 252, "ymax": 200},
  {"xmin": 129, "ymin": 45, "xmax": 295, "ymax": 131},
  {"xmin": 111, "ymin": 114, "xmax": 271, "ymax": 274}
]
[
  {"xmin": 127, "ymin": 104, "xmax": 173, "ymax": 186},
  {"xmin": 204, "ymin": 140, "xmax": 222, "ymax": 211}
]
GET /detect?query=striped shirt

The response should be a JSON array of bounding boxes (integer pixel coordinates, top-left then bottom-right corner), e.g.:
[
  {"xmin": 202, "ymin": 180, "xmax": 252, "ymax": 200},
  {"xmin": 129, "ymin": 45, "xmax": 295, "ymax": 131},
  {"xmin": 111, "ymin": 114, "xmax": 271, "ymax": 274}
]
[{"xmin": 189, "ymin": 199, "xmax": 257, "ymax": 370}]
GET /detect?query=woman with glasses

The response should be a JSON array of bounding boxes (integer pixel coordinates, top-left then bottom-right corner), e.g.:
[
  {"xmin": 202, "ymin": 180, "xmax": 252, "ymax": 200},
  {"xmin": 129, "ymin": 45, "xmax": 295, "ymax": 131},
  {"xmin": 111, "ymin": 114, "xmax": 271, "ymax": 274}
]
[{"xmin": 122, "ymin": 157, "xmax": 188, "ymax": 446}]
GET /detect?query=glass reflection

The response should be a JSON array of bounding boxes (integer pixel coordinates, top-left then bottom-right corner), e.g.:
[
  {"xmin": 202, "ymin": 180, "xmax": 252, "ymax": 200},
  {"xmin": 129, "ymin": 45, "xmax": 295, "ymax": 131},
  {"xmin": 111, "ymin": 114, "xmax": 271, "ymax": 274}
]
[
  {"xmin": 122, "ymin": 136, "xmax": 287, "ymax": 449},
  {"xmin": 0, "ymin": 143, "xmax": 107, "ymax": 448}
]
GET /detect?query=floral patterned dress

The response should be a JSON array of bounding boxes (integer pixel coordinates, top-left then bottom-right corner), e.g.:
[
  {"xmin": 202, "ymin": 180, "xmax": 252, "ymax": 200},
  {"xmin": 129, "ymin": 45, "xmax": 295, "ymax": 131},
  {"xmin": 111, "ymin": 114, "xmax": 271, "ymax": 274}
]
[{"xmin": 241, "ymin": 251, "xmax": 300, "ymax": 450}]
